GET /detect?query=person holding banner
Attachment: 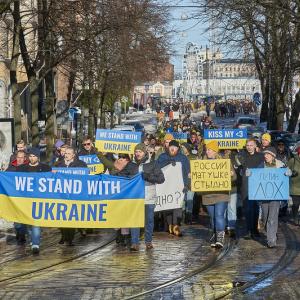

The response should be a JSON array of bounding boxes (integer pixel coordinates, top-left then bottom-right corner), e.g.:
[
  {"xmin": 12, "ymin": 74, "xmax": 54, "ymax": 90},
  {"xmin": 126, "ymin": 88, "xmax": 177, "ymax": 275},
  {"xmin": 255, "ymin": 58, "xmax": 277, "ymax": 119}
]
[
  {"xmin": 201, "ymin": 141, "xmax": 236, "ymax": 248},
  {"xmin": 55, "ymin": 146, "xmax": 87, "ymax": 246},
  {"xmin": 236, "ymin": 138, "xmax": 264, "ymax": 239},
  {"xmin": 247, "ymin": 147, "xmax": 291, "ymax": 248},
  {"xmin": 130, "ymin": 143, "xmax": 165, "ymax": 251},
  {"xmin": 157, "ymin": 140, "xmax": 190, "ymax": 237},
  {"xmin": 17, "ymin": 148, "xmax": 52, "ymax": 255}
]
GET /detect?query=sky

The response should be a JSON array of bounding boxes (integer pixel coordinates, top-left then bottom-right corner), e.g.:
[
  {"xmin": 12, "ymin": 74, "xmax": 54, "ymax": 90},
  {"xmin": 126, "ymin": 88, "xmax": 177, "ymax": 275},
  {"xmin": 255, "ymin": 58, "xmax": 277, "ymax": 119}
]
[{"xmin": 165, "ymin": 0, "xmax": 209, "ymax": 75}]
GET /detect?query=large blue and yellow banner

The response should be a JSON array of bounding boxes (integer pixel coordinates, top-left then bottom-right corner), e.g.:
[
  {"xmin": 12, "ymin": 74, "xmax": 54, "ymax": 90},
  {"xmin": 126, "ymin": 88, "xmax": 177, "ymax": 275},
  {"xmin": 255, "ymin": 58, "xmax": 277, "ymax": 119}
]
[
  {"xmin": 95, "ymin": 129, "xmax": 141, "ymax": 154},
  {"xmin": 0, "ymin": 172, "xmax": 145, "ymax": 228}
]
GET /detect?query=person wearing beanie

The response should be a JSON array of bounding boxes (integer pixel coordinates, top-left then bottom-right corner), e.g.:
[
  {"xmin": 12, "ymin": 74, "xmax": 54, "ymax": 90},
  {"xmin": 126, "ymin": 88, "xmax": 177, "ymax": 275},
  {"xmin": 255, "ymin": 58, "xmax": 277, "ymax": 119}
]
[
  {"xmin": 155, "ymin": 133, "xmax": 174, "ymax": 158},
  {"xmin": 206, "ymin": 140, "xmax": 219, "ymax": 153},
  {"xmin": 255, "ymin": 145, "xmax": 290, "ymax": 248},
  {"xmin": 129, "ymin": 143, "xmax": 165, "ymax": 251},
  {"xmin": 157, "ymin": 140, "xmax": 190, "ymax": 237},
  {"xmin": 51, "ymin": 140, "xmax": 65, "ymax": 165},
  {"xmin": 17, "ymin": 147, "xmax": 52, "ymax": 255},
  {"xmin": 202, "ymin": 141, "xmax": 236, "ymax": 248},
  {"xmin": 261, "ymin": 133, "xmax": 271, "ymax": 150}
]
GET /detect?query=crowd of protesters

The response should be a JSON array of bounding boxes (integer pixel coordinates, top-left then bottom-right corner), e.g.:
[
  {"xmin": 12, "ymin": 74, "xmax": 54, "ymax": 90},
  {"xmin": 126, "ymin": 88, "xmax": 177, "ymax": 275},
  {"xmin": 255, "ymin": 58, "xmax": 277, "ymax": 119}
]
[{"xmin": 0, "ymin": 109, "xmax": 300, "ymax": 255}]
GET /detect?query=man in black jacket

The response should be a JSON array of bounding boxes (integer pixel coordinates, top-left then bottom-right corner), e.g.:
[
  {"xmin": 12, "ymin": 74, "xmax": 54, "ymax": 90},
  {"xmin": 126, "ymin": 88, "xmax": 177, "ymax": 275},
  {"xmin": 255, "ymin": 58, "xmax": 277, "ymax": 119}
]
[
  {"xmin": 130, "ymin": 143, "xmax": 165, "ymax": 251},
  {"xmin": 78, "ymin": 136, "xmax": 98, "ymax": 156},
  {"xmin": 55, "ymin": 146, "xmax": 87, "ymax": 245},
  {"xmin": 236, "ymin": 138, "xmax": 264, "ymax": 239},
  {"xmin": 17, "ymin": 147, "xmax": 52, "ymax": 254}
]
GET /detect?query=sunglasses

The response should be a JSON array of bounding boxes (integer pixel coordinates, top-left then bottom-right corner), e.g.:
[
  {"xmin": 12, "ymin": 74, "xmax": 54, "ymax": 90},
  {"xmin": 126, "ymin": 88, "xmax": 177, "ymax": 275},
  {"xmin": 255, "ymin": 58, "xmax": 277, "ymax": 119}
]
[
  {"xmin": 118, "ymin": 155, "xmax": 128, "ymax": 159},
  {"xmin": 83, "ymin": 143, "xmax": 91, "ymax": 146}
]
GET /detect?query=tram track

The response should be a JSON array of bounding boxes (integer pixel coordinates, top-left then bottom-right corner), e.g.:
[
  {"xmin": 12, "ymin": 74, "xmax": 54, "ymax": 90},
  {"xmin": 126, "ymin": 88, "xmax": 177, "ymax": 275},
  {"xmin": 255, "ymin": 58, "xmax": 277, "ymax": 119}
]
[
  {"xmin": 125, "ymin": 237, "xmax": 237, "ymax": 300},
  {"xmin": 216, "ymin": 222, "xmax": 299, "ymax": 299},
  {"xmin": 0, "ymin": 231, "xmax": 116, "ymax": 285}
]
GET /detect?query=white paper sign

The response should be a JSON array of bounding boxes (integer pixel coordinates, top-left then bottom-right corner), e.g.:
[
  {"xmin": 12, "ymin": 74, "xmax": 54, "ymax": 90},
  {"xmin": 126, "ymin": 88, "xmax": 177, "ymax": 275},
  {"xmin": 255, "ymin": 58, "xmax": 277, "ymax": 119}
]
[{"xmin": 155, "ymin": 162, "xmax": 185, "ymax": 212}]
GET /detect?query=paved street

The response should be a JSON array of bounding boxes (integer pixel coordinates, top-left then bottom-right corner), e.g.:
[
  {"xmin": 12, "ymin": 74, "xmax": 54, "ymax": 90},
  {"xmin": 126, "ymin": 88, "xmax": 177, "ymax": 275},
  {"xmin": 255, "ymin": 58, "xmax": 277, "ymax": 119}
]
[{"xmin": 1, "ymin": 217, "xmax": 300, "ymax": 299}]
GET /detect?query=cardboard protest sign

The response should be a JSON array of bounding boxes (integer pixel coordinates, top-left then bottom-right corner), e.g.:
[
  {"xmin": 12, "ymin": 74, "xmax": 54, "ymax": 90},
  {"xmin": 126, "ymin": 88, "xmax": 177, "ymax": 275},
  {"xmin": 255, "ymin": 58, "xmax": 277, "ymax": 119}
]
[
  {"xmin": 248, "ymin": 168, "xmax": 289, "ymax": 200},
  {"xmin": 79, "ymin": 154, "xmax": 104, "ymax": 174},
  {"xmin": 155, "ymin": 163, "xmax": 185, "ymax": 212},
  {"xmin": 204, "ymin": 129, "xmax": 247, "ymax": 149},
  {"xmin": 191, "ymin": 159, "xmax": 231, "ymax": 192},
  {"xmin": 172, "ymin": 132, "xmax": 188, "ymax": 143}
]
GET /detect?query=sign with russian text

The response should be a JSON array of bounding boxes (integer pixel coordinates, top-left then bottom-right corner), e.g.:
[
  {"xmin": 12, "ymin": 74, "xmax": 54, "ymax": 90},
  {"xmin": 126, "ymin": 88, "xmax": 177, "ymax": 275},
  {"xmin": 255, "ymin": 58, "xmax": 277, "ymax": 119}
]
[
  {"xmin": 79, "ymin": 155, "xmax": 104, "ymax": 174},
  {"xmin": 95, "ymin": 129, "xmax": 141, "ymax": 154},
  {"xmin": 52, "ymin": 167, "xmax": 90, "ymax": 175},
  {"xmin": 204, "ymin": 129, "xmax": 247, "ymax": 149},
  {"xmin": 191, "ymin": 159, "xmax": 231, "ymax": 192},
  {"xmin": 155, "ymin": 163, "xmax": 184, "ymax": 212},
  {"xmin": 172, "ymin": 132, "xmax": 188, "ymax": 143},
  {"xmin": 0, "ymin": 172, "xmax": 145, "ymax": 228},
  {"xmin": 248, "ymin": 168, "xmax": 289, "ymax": 200}
]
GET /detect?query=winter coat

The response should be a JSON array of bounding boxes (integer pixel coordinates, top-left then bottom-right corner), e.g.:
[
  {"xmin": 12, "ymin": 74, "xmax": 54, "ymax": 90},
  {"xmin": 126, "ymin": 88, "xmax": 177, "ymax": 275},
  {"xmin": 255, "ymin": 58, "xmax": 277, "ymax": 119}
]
[
  {"xmin": 17, "ymin": 163, "xmax": 52, "ymax": 173},
  {"xmin": 236, "ymin": 150, "xmax": 264, "ymax": 201},
  {"xmin": 97, "ymin": 152, "xmax": 138, "ymax": 177},
  {"xmin": 134, "ymin": 155, "xmax": 165, "ymax": 204},
  {"xmin": 78, "ymin": 147, "xmax": 98, "ymax": 156},
  {"xmin": 201, "ymin": 154, "xmax": 236, "ymax": 206},
  {"xmin": 55, "ymin": 159, "xmax": 87, "ymax": 168},
  {"xmin": 157, "ymin": 151, "xmax": 190, "ymax": 188},
  {"xmin": 6, "ymin": 159, "xmax": 29, "ymax": 171},
  {"xmin": 287, "ymin": 156, "xmax": 300, "ymax": 196}
]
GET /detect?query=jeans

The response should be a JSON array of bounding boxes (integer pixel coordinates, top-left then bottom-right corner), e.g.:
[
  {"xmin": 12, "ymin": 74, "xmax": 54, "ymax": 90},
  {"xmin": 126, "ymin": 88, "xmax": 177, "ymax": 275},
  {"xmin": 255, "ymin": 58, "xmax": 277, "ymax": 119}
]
[
  {"xmin": 245, "ymin": 198, "xmax": 259, "ymax": 233},
  {"xmin": 14, "ymin": 223, "xmax": 27, "ymax": 236},
  {"xmin": 206, "ymin": 202, "xmax": 227, "ymax": 232},
  {"xmin": 226, "ymin": 193, "xmax": 237, "ymax": 229},
  {"xmin": 185, "ymin": 191, "xmax": 194, "ymax": 213},
  {"xmin": 260, "ymin": 201, "xmax": 280, "ymax": 245},
  {"xmin": 28, "ymin": 226, "xmax": 41, "ymax": 247},
  {"xmin": 131, "ymin": 204, "xmax": 155, "ymax": 245}
]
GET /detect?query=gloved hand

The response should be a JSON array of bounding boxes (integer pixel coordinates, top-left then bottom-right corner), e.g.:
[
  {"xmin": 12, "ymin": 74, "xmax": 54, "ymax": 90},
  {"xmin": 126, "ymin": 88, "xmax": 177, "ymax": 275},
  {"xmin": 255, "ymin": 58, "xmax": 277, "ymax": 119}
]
[
  {"xmin": 182, "ymin": 186, "xmax": 188, "ymax": 193},
  {"xmin": 171, "ymin": 161, "xmax": 176, "ymax": 166},
  {"xmin": 284, "ymin": 168, "xmax": 293, "ymax": 177},
  {"xmin": 245, "ymin": 168, "xmax": 252, "ymax": 177}
]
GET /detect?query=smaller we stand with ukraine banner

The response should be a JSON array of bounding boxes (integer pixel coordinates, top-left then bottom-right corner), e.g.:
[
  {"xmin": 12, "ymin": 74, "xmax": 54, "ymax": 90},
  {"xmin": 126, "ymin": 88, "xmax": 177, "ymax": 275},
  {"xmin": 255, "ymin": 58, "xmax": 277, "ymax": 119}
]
[{"xmin": 0, "ymin": 172, "xmax": 145, "ymax": 228}]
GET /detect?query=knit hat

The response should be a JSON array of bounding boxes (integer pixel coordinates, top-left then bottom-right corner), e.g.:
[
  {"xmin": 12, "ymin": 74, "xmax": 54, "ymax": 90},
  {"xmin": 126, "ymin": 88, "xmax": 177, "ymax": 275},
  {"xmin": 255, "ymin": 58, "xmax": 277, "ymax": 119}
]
[
  {"xmin": 164, "ymin": 133, "xmax": 174, "ymax": 141},
  {"xmin": 206, "ymin": 140, "xmax": 219, "ymax": 153},
  {"xmin": 134, "ymin": 143, "xmax": 147, "ymax": 153},
  {"xmin": 28, "ymin": 147, "xmax": 40, "ymax": 158},
  {"xmin": 261, "ymin": 133, "xmax": 271, "ymax": 143},
  {"xmin": 54, "ymin": 139, "xmax": 64, "ymax": 148},
  {"xmin": 263, "ymin": 146, "xmax": 277, "ymax": 157},
  {"xmin": 181, "ymin": 142, "xmax": 192, "ymax": 153},
  {"xmin": 169, "ymin": 140, "xmax": 180, "ymax": 148}
]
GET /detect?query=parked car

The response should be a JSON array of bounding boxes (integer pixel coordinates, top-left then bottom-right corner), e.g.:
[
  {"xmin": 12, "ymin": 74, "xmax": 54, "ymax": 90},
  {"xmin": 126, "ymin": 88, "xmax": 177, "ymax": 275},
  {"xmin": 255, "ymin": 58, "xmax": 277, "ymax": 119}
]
[
  {"xmin": 113, "ymin": 125, "xmax": 135, "ymax": 132},
  {"xmin": 267, "ymin": 130, "xmax": 288, "ymax": 142},
  {"xmin": 281, "ymin": 133, "xmax": 300, "ymax": 151},
  {"xmin": 123, "ymin": 120, "xmax": 145, "ymax": 135},
  {"xmin": 234, "ymin": 117, "xmax": 257, "ymax": 129},
  {"xmin": 292, "ymin": 141, "xmax": 300, "ymax": 154}
]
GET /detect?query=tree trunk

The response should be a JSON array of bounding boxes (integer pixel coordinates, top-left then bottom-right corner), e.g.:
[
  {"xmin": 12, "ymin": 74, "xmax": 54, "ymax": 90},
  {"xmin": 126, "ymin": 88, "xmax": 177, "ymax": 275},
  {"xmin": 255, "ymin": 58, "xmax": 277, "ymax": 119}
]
[
  {"xmin": 45, "ymin": 70, "xmax": 55, "ymax": 163},
  {"xmin": 11, "ymin": 0, "xmax": 21, "ymax": 142},
  {"xmin": 29, "ymin": 76, "xmax": 40, "ymax": 146},
  {"xmin": 287, "ymin": 91, "xmax": 300, "ymax": 132}
]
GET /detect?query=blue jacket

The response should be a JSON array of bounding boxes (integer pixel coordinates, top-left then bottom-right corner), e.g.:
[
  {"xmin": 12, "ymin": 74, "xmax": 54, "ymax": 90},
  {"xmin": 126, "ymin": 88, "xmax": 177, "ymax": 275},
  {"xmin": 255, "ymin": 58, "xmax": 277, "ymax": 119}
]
[{"xmin": 157, "ymin": 151, "xmax": 190, "ymax": 188}]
